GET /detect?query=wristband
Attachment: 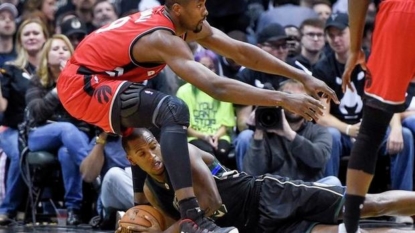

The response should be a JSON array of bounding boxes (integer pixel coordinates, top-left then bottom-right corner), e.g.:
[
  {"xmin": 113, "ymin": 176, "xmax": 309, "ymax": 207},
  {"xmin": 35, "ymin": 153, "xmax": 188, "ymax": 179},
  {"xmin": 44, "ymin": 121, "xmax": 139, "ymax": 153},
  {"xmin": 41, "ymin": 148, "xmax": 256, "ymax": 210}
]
[
  {"xmin": 95, "ymin": 136, "xmax": 106, "ymax": 145},
  {"xmin": 346, "ymin": 125, "xmax": 351, "ymax": 136}
]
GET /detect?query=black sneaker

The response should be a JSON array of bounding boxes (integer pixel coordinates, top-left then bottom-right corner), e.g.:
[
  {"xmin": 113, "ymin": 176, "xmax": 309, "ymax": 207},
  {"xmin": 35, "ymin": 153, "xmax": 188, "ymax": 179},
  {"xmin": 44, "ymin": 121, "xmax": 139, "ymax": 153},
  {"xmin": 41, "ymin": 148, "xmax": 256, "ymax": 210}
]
[{"xmin": 180, "ymin": 208, "xmax": 238, "ymax": 233}]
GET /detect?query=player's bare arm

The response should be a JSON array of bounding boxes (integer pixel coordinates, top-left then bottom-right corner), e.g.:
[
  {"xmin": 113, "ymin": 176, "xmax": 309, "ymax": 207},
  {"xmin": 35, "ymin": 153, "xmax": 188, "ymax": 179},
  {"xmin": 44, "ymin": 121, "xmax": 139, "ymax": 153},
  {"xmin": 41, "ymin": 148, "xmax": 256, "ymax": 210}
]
[
  {"xmin": 342, "ymin": 0, "xmax": 370, "ymax": 92},
  {"xmin": 188, "ymin": 21, "xmax": 339, "ymax": 104},
  {"xmin": 188, "ymin": 144, "xmax": 222, "ymax": 217},
  {"xmin": 135, "ymin": 30, "xmax": 325, "ymax": 121}
]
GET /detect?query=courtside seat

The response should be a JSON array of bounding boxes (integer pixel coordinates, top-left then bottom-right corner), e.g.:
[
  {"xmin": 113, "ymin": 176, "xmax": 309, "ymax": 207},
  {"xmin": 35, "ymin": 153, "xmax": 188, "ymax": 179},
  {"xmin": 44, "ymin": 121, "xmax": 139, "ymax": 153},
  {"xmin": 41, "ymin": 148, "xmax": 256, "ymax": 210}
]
[{"xmin": 20, "ymin": 148, "xmax": 61, "ymax": 224}]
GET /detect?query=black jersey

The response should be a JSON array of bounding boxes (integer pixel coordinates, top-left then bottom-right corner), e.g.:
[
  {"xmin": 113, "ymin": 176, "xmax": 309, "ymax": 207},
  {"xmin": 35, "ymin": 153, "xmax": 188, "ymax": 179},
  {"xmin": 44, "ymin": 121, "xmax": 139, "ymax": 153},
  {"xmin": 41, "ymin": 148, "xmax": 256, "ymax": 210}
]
[{"xmin": 145, "ymin": 169, "xmax": 261, "ymax": 232}]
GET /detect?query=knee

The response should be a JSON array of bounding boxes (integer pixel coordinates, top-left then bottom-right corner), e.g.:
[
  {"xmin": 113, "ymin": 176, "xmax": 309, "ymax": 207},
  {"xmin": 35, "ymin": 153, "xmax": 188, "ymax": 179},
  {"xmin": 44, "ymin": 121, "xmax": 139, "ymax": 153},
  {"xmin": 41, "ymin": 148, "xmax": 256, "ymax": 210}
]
[
  {"xmin": 235, "ymin": 130, "xmax": 253, "ymax": 147},
  {"xmin": 57, "ymin": 147, "xmax": 71, "ymax": 163},
  {"xmin": 57, "ymin": 122, "xmax": 78, "ymax": 133},
  {"xmin": 102, "ymin": 167, "xmax": 124, "ymax": 191},
  {"xmin": 157, "ymin": 96, "xmax": 189, "ymax": 127},
  {"xmin": 328, "ymin": 127, "xmax": 341, "ymax": 144}
]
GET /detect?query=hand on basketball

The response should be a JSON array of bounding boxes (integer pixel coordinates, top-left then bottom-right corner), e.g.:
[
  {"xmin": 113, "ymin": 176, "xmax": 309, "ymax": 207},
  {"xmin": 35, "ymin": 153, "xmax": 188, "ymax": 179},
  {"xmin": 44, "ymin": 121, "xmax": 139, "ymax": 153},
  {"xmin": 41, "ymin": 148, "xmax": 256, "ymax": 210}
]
[
  {"xmin": 280, "ymin": 93, "xmax": 325, "ymax": 122},
  {"xmin": 302, "ymin": 75, "xmax": 339, "ymax": 104},
  {"xmin": 342, "ymin": 49, "xmax": 367, "ymax": 93},
  {"xmin": 116, "ymin": 215, "xmax": 162, "ymax": 233}
]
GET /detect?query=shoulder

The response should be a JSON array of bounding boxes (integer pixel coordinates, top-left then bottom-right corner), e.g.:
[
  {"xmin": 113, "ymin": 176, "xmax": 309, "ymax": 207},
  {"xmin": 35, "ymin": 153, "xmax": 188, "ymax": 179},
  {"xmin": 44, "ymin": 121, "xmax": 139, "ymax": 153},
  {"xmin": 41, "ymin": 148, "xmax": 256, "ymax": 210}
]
[{"xmin": 306, "ymin": 122, "xmax": 330, "ymax": 134}]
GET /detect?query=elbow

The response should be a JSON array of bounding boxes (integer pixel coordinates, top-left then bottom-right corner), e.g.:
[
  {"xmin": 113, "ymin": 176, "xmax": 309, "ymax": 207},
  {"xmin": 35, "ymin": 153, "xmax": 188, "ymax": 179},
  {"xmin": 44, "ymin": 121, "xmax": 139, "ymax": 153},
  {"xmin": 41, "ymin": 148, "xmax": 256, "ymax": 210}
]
[{"xmin": 208, "ymin": 80, "xmax": 228, "ymax": 101}]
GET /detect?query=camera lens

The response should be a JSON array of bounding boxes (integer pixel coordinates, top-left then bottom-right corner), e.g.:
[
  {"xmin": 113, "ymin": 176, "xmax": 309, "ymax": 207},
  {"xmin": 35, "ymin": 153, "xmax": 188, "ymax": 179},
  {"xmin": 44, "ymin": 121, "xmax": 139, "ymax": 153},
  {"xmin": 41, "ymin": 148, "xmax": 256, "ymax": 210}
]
[{"xmin": 258, "ymin": 109, "xmax": 279, "ymax": 128}]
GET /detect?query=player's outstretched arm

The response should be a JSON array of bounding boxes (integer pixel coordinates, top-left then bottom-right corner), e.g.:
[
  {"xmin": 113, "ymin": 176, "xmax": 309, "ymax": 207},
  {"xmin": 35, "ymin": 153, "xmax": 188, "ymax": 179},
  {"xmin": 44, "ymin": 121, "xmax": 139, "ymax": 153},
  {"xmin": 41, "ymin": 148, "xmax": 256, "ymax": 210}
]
[
  {"xmin": 189, "ymin": 22, "xmax": 338, "ymax": 105},
  {"xmin": 144, "ymin": 31, "xmax": 326, "ymax": 122}
]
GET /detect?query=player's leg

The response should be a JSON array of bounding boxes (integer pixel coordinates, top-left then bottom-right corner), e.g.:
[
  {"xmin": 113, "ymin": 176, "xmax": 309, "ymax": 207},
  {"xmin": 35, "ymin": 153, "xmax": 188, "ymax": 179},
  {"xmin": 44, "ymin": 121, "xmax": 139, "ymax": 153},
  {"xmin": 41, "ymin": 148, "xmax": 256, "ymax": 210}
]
[
  {"xmin": 256, "ymin": 175, "xmax": 345, "ymax": 232},
  {"xmin": 359, "ymin": 191, "xmax": 415, "ymax": 218},
  {"xmin": 118, "ymin": 83, "xmax": 238, "ymax": 233},
  {"xmin": 344, "ymin": 106, "xmax": 393, "ymax": 232},
  {"xmin": 312, "ymin": 224, "xmax": 415, "ymax": 233},
  {"xmin": 343, "ymin": 1, "xmax": 415, "ymax": 232}
]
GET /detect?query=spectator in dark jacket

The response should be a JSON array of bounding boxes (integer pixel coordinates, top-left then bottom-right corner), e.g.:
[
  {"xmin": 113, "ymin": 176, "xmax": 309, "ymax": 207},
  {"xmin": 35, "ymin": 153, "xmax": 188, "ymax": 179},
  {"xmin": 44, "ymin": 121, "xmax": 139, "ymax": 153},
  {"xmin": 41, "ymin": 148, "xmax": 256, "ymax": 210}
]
[{"xmin": 25, "ymin": 34, "xmax": 91, "ymax": 226}]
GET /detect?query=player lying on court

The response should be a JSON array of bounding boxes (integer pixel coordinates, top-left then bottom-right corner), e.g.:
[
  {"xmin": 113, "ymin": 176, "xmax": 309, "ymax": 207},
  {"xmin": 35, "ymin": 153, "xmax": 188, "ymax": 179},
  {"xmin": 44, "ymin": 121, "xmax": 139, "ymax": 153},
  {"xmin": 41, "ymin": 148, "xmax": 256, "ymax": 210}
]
[
  {"xmin": 58, "ymin": 1, "xmax": 338, "ymax": 231},
  {"xmin": 118, "ymin": 128, "xmax": 415, "ymax": 233}
]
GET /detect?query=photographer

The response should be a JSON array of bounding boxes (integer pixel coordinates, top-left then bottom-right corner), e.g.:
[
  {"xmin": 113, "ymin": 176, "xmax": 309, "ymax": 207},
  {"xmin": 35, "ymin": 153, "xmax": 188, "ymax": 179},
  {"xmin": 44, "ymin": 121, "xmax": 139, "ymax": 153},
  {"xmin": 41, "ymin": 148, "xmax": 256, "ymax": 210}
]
[{"xmin": 243, "ymin": 80, "xmax": 332, "ymax": 182}]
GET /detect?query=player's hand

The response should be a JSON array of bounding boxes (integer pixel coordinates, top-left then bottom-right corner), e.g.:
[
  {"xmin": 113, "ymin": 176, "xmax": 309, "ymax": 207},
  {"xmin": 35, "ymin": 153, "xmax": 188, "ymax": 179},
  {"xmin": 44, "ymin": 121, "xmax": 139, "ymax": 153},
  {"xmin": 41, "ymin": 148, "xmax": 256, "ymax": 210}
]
[
  {"xmin": 342, "ymin": 49, "xmax": 367, "ymax": 93},
  {"xmin": 280, "ymin": 93, "xmax": 325, "ymax": 122},
  {"xmin": 303, "ymin": 75, "xmax": 339, "ymax": 104},
  {"xmin": 115, "ymin": 215, "xmax": 162, "ymax": 233}
]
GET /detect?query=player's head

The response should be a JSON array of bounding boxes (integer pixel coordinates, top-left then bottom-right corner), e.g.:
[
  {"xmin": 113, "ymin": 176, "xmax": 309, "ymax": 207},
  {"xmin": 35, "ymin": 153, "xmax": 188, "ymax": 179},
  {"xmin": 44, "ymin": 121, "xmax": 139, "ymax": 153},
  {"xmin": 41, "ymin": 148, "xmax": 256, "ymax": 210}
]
[
  {"xmin": 165, "ymin": 0, "xmax": 208, "ymax": 33},
  {"xmin": 122, "ymin": 128, "xmax": 165, "ymax": 177},
  {"xmin": 325, "ymin": 13, "xmax": 350, "ymax": 55}
]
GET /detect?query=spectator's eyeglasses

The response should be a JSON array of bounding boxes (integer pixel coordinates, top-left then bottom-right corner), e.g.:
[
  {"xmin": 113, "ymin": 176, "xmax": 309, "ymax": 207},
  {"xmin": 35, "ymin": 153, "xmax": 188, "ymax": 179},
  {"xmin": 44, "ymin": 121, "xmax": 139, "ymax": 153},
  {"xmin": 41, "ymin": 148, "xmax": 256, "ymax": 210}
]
[
  {"xmin": 263, "ymin": 42, "xmax": 288, "ymax": 50},
  {"xmin": 304, "ymin": 32, "xmax": 325, "ymax": 40}
]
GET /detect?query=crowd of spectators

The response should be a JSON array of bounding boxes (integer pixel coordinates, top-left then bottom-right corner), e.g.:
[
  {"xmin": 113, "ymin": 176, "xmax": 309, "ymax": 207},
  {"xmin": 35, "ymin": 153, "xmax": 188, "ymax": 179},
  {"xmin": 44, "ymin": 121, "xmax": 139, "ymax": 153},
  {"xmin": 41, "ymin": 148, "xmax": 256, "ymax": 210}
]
[{"xmin": 0, "ymin": 0, "xmax": 413, "ymax": 229}]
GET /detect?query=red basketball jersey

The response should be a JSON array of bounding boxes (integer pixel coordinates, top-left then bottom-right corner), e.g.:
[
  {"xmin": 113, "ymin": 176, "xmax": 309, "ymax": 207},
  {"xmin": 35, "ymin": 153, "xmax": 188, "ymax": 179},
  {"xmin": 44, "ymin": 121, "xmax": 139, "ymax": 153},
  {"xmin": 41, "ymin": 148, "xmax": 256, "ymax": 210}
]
[{"xmin": 70, "ymin": 6, "xmax": 177, "ymax": 81}]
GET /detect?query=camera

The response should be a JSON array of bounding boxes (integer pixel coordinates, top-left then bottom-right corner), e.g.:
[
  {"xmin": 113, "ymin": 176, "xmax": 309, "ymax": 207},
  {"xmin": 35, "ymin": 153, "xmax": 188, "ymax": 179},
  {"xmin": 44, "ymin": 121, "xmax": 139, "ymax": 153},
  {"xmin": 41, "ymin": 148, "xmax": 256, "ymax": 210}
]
[{"xmin": 255, "ymin": 106, "xmax": 283, "ymax": 130}]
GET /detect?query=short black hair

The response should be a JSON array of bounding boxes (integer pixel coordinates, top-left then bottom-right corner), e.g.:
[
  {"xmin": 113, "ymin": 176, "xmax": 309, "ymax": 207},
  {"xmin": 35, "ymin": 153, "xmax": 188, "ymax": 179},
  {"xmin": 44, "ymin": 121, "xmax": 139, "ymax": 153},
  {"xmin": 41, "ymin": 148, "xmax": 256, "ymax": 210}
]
[
  {"xmin": 299, "ymin": 18, "xmax": 325, "ymax": 32},
  {"xmin": 121, "ymin": 128, "xmax": 153, "ymax": 153}
]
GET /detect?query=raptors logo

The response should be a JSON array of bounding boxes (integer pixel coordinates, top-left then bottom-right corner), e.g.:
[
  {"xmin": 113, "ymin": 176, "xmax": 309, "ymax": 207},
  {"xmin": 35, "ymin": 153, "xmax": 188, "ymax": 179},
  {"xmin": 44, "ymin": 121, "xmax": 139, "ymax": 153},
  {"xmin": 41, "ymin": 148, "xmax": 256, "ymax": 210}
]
[{"xmin": 94, "ymin": 85, "xmax": 112, "ymax": 104}]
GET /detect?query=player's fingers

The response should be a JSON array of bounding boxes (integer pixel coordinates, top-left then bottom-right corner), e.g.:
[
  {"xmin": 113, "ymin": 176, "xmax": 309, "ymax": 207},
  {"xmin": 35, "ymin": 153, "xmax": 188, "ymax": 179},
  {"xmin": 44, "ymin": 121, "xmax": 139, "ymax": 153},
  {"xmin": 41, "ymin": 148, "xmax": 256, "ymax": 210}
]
[
  {"xmin": 307, "ymin": 98, "xmax": 324, "ymax": 116},
  {"xmin": 309, "ymin": 91, "xmax": 320, "ymax": 100},
  {"xmin": 360, "ymin": 61, "xmax": 368, "ymax": 72},
  {"xmin": 143, "ymin": 215, "xmax": 161, "ymax": 228},
  {"xmin": 327, "ymin": 87, "xmax": 339, "ymax": 103},
  {"xmin": 341, "ymin": 70, "xmax": 352, "ymax": 93}
]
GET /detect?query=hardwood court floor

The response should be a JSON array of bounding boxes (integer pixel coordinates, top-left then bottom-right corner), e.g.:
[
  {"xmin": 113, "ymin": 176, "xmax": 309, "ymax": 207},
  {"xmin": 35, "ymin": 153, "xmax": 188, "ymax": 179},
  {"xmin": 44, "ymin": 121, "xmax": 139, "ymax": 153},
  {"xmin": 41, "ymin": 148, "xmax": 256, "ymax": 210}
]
[{"xmin": 0, "ymin": 220, "xmax": 413, "ymax": 232}]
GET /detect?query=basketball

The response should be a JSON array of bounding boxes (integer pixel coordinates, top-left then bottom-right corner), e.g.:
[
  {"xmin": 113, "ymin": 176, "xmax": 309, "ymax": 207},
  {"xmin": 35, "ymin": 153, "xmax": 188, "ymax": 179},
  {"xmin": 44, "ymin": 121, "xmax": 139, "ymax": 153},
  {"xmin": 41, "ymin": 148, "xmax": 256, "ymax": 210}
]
[{"xmin": 118, "ymin": 205, "xmax": 166, "ymax": 231}]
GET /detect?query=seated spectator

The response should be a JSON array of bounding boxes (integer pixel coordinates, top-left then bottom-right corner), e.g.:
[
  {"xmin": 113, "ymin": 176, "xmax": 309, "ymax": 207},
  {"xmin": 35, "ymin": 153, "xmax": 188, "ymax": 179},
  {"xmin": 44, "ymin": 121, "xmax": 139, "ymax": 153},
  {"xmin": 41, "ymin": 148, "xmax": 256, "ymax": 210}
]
[
  {"xmin": 24, "ymin": 34, "xmax": 91, "ymax": 225},
  {"xmin": 312, "ymin": 0, "xmax": 332, "ymax": 21},
  {"xmin": 60, "ymin": 16, "xmax": 87, "ymax": 48},
  {"xmin": 314, "ymin": 13, "xmax": 414, "ymax": 200},
  {"xmin": 242, "ymin": 80, "xmax": 334, "ymax": 183},
  {"xmin": 284, "ymin": 25, "xmax": 301, "ymax": 58},
  {"xmin": 0, "ymin": 3, "xmax": 17, "ymax": 67},
  {"xmin": 291, "ymin": 18, "xmax": 326, "ymax": 74},
  {"xmin": 23, "ymin": 0, "xmax": 58, "ymax": 35},
  {"xmin": 217, "ymin": 30, "xmax": 247, "ymax": 79},
  {"xmin": 92, "ymin": 0, "xmax": 118, "ymax": 29},
  {"xmin": 80, "ymin": 131, "xmax": 131, "ymax": 229},
  {"xmin": 176, "ymin": 50, "xmax": 235, "ymax": 165},
  {"xmin": 0, "ymin": 18, "xmax": 48, "ymax": 225},
  {"xmin": 233, "ymin": 23, "xmax": 290, "ymax": 170}
]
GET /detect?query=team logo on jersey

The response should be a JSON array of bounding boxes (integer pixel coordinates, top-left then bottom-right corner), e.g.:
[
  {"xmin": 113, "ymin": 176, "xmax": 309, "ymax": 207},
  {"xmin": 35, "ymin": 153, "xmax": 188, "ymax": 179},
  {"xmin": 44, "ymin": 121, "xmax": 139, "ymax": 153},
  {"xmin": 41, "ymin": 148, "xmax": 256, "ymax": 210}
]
[
  {"xmin": 94, "ymin": 85, "xmax": 112, "ymax": 104},
  {"xmin": 147, "ymin": 70, "xmax": 155, "ymax": 76}
]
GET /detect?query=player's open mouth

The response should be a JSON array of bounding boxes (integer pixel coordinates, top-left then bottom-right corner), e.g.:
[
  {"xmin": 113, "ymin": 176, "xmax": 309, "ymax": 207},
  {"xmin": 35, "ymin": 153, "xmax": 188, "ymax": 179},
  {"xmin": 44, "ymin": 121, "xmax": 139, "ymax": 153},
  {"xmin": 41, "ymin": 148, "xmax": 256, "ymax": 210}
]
[{"xmin": 154, "ymin": 161, "xmax": 163, "ymax": 170}]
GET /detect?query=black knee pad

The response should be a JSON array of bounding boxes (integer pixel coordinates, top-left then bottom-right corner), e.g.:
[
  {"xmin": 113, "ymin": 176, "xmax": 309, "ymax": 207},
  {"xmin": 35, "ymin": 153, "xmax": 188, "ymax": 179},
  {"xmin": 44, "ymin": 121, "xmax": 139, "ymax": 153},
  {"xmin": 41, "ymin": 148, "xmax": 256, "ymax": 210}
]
[
  {"xmin": 155, "ymin": 96, "xmax": 190, "ymax": 128},
  {"xmin": 348, "ymin": 106, "xmax": 393, "ymax": 174}
]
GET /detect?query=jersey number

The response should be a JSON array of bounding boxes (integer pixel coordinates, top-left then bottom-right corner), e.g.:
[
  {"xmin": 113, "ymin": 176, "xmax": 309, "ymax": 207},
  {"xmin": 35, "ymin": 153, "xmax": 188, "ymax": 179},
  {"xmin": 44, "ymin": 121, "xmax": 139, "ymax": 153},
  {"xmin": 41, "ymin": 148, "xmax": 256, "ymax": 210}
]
[
  {"xmin": 96, "ymin": 17, "xmax": 130, "ymax": 33},
  {"xmin": 95, "ymin": 9, "xmax": 153, "ymax": 33}
]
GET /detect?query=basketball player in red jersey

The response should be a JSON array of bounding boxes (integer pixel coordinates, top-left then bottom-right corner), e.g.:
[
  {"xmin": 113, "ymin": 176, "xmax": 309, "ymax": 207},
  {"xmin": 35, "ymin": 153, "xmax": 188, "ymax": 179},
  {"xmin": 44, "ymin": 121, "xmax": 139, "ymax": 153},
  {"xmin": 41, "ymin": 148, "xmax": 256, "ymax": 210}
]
[
  {"xmin": 341, "ymin": 0, "xmax": 415, "ymax": 232},
  {"xmin": 57, "ymin": 0, "xmax": 339, "ymax": 232}
]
